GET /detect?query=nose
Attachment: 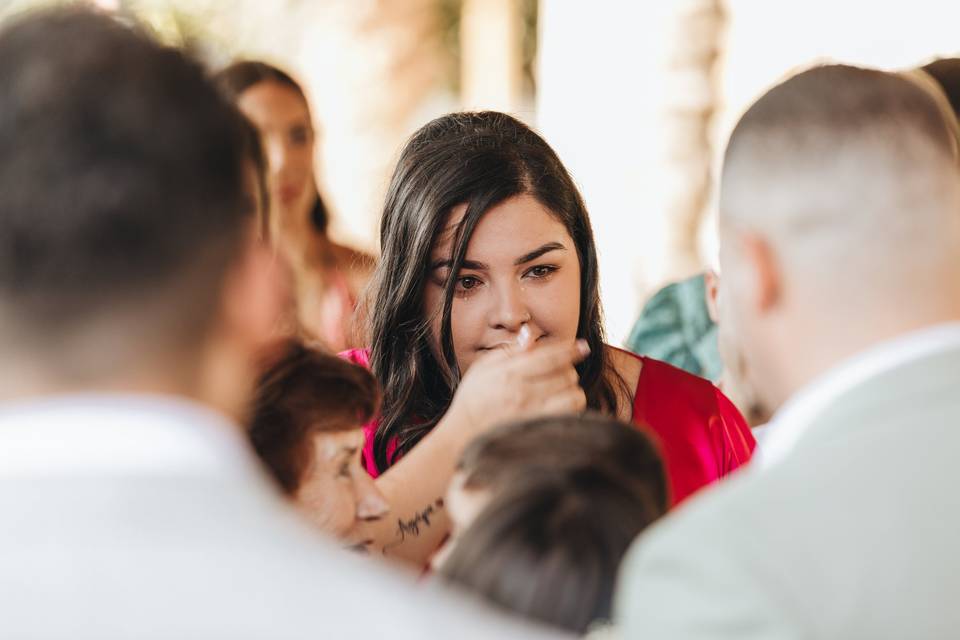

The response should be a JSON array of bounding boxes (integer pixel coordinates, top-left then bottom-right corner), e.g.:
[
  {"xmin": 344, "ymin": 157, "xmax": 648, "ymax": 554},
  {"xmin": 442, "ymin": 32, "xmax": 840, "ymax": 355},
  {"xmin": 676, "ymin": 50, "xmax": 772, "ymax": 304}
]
[
  {"xmin": 489, "ymin": 281, "xmax": 531, "ymax": 332},
  {"xmin": 263, "ymin": 136, "xmax": 287, "ymax": 177},
  {"xmin": 354, "ymin": 471, "xmax": 390, "ymax": 522}
]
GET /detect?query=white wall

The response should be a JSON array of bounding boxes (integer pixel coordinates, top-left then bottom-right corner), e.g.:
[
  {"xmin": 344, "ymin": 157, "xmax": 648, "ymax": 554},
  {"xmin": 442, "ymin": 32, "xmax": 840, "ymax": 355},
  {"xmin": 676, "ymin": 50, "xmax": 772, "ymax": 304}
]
[{"xmin": 537, "ymin": 0, "xmax": 720, "ymax": 343}]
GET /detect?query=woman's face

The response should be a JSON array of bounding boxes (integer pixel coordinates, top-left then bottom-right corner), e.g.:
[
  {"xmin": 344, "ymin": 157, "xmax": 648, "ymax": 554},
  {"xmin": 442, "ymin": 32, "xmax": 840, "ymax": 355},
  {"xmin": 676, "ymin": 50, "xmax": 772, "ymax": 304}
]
[
  {"xmin": 295, "ymin": 428, "xmax": 389, "ymax": 549},
  {"xmin": 424, "ymin": 194, "xmax": 582, "ymax": 374},
  {"xmin": 236, "ymin": 81, "xmax": 317, "ymax": 234}
]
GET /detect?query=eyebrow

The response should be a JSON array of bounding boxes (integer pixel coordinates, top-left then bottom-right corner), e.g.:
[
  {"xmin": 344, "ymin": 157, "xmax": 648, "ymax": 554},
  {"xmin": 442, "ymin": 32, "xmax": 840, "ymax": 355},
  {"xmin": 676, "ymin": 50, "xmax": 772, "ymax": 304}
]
[
  {"xmin": 430, "ymin": 258, "xmax": 488, "ymax": 271},
  {"xmin": 429, "ymin": 242, "xmax": 566, "ymax": 272},
  {"xmin": 514, "ymin": 242, "xmax": 566, "ymax": 266}
]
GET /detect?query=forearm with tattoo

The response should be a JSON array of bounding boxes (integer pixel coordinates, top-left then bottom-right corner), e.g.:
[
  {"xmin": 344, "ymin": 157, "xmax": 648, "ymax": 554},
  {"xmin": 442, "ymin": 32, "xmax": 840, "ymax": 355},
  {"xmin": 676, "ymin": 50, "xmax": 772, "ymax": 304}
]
[{"xmin": 384, "ymin": 497, "xmax": 445, "ymax": 553}]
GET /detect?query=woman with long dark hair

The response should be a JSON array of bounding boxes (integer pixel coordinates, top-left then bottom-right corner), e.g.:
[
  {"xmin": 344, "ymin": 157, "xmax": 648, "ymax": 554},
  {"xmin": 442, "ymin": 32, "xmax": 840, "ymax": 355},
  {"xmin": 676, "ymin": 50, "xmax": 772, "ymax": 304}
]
[
  {"xmin": 215, "ymin": 61, "xmax": 374, "ymax": 350},
  {"xmin": 344, "ymin": 111, "xmax": 755, "ymax": 565}
]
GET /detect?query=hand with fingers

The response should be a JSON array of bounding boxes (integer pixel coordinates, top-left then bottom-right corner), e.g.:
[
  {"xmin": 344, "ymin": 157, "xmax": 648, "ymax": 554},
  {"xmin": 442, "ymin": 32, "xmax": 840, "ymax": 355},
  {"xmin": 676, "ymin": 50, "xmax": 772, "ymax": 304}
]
[{"xmin": 443, "ymin": 329, "xmax": 590, "ymax": 442}]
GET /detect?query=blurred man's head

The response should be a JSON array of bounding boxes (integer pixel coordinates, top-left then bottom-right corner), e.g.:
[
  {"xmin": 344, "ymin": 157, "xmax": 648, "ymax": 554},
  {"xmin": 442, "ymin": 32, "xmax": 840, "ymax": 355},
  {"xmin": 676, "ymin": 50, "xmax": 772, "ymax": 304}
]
[
  {"xmin": 717, "ymin": 64, "xmax": 960, "ymax": 416},
  {"xmin": 0, "ymin": 8, "xmax": 283, "ymax": 416}
]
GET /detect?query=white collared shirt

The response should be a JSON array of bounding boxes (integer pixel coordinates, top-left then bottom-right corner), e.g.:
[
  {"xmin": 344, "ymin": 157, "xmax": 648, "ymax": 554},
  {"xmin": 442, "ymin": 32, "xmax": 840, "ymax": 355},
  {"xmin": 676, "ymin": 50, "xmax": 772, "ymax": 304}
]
[
  {"xmin": 0, "ymin": 393, "xmax": 256, "ymax": 476},
  {"xmin": 756, "ymin": 322, "xmax": 960, "ymax": 469}
]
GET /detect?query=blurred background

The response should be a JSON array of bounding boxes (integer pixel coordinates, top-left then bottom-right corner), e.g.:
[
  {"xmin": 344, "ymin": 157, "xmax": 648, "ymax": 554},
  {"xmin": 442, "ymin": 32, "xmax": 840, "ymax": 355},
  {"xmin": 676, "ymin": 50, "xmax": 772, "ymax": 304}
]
[{"xmin": 3, "ymin": 0, "xmax": 959, "ymax": 343}]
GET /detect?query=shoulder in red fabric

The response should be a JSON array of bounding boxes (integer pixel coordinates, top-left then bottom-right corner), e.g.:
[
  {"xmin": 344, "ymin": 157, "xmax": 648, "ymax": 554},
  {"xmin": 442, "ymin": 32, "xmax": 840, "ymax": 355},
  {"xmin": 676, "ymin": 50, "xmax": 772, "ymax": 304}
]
[{"xmin": 629, "ymin": 354, "xmax": 755, "ymax": 505}]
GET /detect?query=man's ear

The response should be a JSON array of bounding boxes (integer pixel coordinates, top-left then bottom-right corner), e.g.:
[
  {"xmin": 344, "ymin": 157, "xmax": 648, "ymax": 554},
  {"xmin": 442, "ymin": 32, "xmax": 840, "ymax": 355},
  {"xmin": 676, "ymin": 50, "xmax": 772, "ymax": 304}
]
[{"xmin": 740, "ymin": 233, "xmax": 780, "ymax": 313}]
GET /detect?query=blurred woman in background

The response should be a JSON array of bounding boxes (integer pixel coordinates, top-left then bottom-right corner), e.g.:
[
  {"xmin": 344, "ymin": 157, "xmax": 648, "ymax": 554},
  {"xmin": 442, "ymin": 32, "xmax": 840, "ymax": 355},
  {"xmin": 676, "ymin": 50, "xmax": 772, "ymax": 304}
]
[{"xmin": 216, "ymin": 61, "xmax": 374, "ymax": 350}]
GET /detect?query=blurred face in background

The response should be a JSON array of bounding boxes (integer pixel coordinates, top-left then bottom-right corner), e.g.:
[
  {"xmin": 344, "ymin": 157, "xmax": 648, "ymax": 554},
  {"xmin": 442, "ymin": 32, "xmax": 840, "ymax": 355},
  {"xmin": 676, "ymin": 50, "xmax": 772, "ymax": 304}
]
[{"xmin": 237, "ymin": 81, "xmax": 317, "ymax": 239}]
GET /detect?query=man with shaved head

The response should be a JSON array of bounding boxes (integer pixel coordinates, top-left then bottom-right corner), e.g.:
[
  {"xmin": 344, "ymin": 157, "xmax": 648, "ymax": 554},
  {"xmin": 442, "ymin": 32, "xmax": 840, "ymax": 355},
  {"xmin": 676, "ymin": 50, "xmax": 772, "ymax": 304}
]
[{"xmin": 616, "ymin": 64, "xmax": 960, "ymax": 638}]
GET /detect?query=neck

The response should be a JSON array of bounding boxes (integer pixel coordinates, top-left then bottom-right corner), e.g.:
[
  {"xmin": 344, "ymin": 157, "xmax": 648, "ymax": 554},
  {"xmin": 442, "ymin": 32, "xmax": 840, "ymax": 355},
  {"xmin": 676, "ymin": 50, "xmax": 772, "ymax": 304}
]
[
  {"xmin": 770, "ymin": 302, "xmax": 960, "ymax": 410},
  {"xmin": 0, "ymin": 340, "xmax": 247, "ymax": 425},
  {"xmin": 0, "ymin": 359, "xmax": 201, "ymax": 405},
  {"xmin": 275, "ymin": 194, "xmax": 329, "ymax": 258}
]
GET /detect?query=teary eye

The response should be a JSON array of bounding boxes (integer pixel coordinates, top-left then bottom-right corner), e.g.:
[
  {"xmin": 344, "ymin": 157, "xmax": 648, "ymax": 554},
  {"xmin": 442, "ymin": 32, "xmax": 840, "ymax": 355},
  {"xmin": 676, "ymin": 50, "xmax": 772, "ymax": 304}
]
[
  {"xmin": 526, "ymin": 265, "xmax": 558, "ymax": 279},
  {"xmin": 457, "ymin": 276, "xmax": 482, "ymax": 290}
]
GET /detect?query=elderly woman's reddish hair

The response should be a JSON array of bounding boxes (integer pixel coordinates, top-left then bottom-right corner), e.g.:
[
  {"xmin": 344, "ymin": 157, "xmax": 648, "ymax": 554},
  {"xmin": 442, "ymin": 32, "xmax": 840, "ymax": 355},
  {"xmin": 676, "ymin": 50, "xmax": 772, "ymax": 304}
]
[{"xmin": 248, "ymin": 341, "xmax": 379, "ymax": 495}]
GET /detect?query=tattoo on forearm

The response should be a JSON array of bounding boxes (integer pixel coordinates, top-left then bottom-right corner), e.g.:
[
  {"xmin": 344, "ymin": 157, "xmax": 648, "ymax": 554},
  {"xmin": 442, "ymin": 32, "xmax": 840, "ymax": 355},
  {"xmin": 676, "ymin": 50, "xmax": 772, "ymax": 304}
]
[{"xmin": 384, "ymin": 497, "xmax": 445, "ymax": 553}]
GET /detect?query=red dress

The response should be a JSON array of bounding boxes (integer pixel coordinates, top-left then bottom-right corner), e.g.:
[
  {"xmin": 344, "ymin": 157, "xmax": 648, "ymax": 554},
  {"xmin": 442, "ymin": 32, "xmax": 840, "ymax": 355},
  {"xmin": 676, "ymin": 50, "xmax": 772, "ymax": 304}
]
[{"xmin": 341, "ymin": 348, "xmax": 754, "ymax": 505}]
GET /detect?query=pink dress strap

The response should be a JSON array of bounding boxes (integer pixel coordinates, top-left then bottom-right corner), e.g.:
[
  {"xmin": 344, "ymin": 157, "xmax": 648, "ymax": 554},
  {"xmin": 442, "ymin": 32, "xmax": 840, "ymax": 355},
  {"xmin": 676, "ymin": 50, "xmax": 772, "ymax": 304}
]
[
  {"xmin": 318, "ymin": 269, "xmax": 357, "ymax": 353},
  {"xmin": 339, "ymin": 348, "xmax": 393, "ymax": 478}
]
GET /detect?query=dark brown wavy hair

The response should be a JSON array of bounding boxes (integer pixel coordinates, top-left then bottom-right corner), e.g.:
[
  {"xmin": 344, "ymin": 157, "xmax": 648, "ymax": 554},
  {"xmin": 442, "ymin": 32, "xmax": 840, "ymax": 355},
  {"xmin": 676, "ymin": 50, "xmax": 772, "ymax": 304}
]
[
  {"xmin": 248, "ymin": 342, "xmax": 379, "ymax": 495},
  {"xmin": 363, "ymin": 111, "xmax": 627, "ymax": 471}
]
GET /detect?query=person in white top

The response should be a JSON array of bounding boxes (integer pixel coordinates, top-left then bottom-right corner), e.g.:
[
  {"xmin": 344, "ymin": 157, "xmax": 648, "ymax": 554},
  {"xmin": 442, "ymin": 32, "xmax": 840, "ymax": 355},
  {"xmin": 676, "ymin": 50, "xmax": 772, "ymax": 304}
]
[
  {"xmin": 0, "ymin": 7, "xmax": 561, "ymax": 639},
  {"xmin": 616, "ymin": 64, "xmax": 960, "ymax": 639}
]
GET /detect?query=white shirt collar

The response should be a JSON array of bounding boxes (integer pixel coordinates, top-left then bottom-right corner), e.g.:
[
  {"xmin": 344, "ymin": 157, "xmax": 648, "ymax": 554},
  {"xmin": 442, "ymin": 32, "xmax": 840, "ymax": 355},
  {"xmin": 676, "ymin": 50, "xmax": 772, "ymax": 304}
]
[
  {"xmin": 757, "ymin": 322, "xmax": 960, "ymax": 469},
  {"xmin": 0, "ymin": 393, "xmax": 257, "ymax": 476}
]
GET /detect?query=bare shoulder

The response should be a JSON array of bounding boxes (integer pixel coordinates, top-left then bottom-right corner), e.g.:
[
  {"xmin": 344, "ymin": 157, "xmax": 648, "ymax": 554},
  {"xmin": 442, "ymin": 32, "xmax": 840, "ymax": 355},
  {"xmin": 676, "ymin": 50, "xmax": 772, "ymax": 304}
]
[
  {"xmin": 605, "ymin": 345, "xmax": 643, "ymax": 420},
  {"xmin": 606, "ymin": 345, "xmax": 643, "ymax": 389},
  {"xmin": 330, "ymin": 241, "xmax": 377, "ymax": 293},
  {"xmin": 331, "ymin": 242, "xmax": 376, "ymax": 273}
]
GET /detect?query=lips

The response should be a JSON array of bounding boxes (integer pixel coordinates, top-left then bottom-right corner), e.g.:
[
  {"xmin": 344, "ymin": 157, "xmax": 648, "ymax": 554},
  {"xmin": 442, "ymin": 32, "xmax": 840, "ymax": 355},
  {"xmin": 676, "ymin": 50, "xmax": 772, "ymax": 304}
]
[{"xmin": 478, "ymin": 334, "xmax": 548, "ymax": 351}]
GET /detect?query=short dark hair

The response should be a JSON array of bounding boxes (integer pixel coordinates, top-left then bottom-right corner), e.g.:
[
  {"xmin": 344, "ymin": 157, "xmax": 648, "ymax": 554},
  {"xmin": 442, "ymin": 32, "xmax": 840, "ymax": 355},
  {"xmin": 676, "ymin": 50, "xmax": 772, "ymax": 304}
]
[
  {"xmin": 214, "ymin": 60, "xmax": 329, "ymax": 234},
  {"xmin": 457, "ymin": 412, "xmax": 669, "ymax": 510},
  {"xmin": 248, "ymin": 342, "xmax": 379, "ymax": 495},
  {"xmin": 0, "ymin": 8, "xmax": 249, "ymax": 365},
  {"xmin": 214, "ymin": 60, "xmax": 304, "ymax": 104},
  {"xmin": 441, "ymin": 464, "xmax": 665, "ymax": 634}
]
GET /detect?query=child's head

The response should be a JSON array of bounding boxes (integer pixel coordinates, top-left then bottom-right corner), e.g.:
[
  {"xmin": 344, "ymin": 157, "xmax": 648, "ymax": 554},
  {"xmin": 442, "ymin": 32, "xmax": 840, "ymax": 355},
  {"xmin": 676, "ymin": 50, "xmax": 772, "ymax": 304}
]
[
  {"xmin": 249, "ymin": 342, "xmax": 388, "ymax": 546},
  {"xmin": 440, "ymin": 464, "xmax": 664, "ymax": 634},
  {"xmin": 364, "ymin": 111, "xmax": 626, "ymax": 470},
  {"xmin": 434, "ymin": 413, "xmax": 667, "ymax": 570}
]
